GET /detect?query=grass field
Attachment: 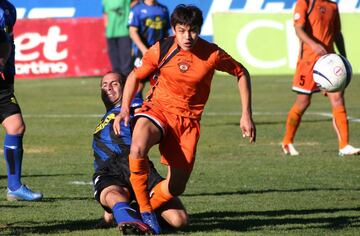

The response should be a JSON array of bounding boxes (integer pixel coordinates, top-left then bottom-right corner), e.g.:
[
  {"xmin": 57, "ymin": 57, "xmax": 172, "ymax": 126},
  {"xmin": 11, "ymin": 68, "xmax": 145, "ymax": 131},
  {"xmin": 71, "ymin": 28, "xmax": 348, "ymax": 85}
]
[{"xmin": 1, "ymin": 74, "xmax": 360, "ymax": 235}]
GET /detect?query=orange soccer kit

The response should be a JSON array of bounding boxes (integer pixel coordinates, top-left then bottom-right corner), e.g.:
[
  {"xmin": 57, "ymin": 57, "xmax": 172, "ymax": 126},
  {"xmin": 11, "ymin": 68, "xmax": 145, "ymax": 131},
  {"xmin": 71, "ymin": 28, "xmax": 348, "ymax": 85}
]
[
  {"xmin": 130, "ymin": 37, "xmax": 246, "ymax": 212},
  {"xmin": 292, "ymin": 0, "xmax": 340, "ymax": 94},
  {"xmin": 134, "ymin": 37, "xmax": 246, "ymax": 170},
  {"xmin": 284, "ymin": 0, "xmax": 348, "ymax": 149}
]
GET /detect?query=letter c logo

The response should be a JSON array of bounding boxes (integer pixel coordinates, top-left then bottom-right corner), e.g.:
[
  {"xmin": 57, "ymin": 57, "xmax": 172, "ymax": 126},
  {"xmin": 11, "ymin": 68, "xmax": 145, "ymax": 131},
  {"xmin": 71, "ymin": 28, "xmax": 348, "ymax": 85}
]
[{"xmin": 236, "ymin": 19, "xmax": 286, "ymax": 69}]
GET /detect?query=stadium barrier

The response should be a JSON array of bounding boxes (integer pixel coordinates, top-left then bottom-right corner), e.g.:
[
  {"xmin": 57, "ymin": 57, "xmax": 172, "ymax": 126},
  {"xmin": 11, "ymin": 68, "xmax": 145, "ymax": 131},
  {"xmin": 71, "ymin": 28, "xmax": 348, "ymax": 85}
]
[{"xmin": 14, "ymin": 18, "xmax": 110, "ymax": 79}]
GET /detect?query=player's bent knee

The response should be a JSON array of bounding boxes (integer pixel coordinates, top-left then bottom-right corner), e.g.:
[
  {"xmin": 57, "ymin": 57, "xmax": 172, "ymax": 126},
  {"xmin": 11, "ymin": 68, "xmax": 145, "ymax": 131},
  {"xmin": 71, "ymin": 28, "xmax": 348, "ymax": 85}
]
[
  {"xmin": 100, "ymin": 185, "xmax": 130, "ymax": 206},
  {"xmin": 170, "ymin": 212, "xmax": 189, "ymax": 229},
  {"xmin": 129, "ymin": 144, "xmax": 147, "ymax": 158},
  {"xmin": 162, "ymin": 210, "xmax": 189, "ymax": 229}
]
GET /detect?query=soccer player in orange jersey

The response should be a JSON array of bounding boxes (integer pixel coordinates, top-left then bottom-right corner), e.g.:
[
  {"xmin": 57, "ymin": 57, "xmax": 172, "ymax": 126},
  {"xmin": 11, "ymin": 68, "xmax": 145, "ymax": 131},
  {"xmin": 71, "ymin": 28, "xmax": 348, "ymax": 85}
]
[
  {"xmin": 282, "ymin": 0, "xmax": 360, "ymax": 156},
  {"xmin": 113, "ymin": 4, "xmax": 256, "ymax": 234}
]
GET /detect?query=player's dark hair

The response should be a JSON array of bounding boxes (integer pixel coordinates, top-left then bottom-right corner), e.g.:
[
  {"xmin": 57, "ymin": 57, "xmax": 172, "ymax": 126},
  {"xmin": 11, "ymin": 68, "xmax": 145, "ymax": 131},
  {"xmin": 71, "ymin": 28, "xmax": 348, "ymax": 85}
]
[{"xmin": 170, "ymin": 4, "xmax": 203, "ymax": 32}]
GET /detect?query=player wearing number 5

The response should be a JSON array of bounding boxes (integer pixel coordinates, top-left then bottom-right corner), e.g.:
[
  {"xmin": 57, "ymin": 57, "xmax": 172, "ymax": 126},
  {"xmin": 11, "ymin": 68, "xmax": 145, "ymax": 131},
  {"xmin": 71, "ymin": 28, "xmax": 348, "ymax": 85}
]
[{"xmin": 282, "ymin": 0, "xmax": 360, "ymax": 156}]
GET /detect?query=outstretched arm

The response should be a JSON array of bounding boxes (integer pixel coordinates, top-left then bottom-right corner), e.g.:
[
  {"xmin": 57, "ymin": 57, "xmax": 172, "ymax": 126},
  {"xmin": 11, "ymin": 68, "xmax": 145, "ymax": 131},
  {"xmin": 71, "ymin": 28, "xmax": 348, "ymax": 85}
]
[{"xmin": 238, "ymin": 69, "xmax": 256, "ymax": 143}]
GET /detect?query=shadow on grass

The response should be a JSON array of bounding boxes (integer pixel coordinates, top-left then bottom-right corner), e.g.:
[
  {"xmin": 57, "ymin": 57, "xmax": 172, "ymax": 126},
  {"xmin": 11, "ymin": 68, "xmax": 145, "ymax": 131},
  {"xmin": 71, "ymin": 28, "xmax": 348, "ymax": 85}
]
[
  {"xmin": 184, "ymin": 208, "xmax": 360, "ymax": 233},
  {"xmin": 184, "ymin": 187, "xmax": 360, "ymax": 197},
  {"xmin": 1, "ymin": 207, "xmax": 360, "ymax": 235},
  {"xmin": 0, "ymin": 219, "xmax": 100, "ymax": 236},
  {"xmin": 41, "ymin": 197, "xmax": 92, "ymax": 202}
]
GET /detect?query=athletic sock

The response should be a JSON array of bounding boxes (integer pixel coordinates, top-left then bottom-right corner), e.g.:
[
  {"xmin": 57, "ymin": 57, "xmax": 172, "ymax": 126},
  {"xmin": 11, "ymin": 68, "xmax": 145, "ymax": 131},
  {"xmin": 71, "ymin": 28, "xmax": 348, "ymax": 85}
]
[
  {"xmin": 283, "ymin": 104, "xmax": 303, "ymax": 145},
  {"xmin": 129, "ymin": 156, "xmax": 152, "ymax": 213},
  {"xmin": 332, "ymin": 105, "xmax": 349, "ymax": 149},
  {"xmin": 112, "ymin": 202, "xmax": 142, "ymax": 224},
  {"xmin": 4, "ymin": 134, "xmax": 23, "ymax": 191},
  {"xmin": 150, "ymin": 180, "xmax": 173, "ymax": 210},
  {"xmin": 134, "ymin": 91, "xmax": 143, "ymax": 100}
]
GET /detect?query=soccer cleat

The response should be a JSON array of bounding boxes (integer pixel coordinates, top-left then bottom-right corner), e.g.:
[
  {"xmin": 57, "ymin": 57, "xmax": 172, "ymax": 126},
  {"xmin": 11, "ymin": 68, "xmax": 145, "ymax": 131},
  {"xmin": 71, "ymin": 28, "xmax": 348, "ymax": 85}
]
[
  {"xmin": 6, "ymin": 185, "xmax": 43, "ymax": 201},
  {"xmin": 141, "ymin": 211, "xmax": 161, "ymax": 234},
  {"xmin": 119, "ymin": 222, "xmax": 153, "ymax": 235},
  {"xmin": 339, "ymin": 145, "xmax": 360, "ymax": 157},
  {"xmin": 282, "ymin": 143, "xmax": 299, "ymax": 156}
]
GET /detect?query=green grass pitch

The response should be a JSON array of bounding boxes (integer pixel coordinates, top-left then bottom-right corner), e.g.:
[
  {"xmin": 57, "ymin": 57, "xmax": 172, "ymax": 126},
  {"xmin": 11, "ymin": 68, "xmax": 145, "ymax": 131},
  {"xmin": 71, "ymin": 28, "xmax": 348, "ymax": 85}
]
[{"xmin": 1, "ymin": 74, "xmax": 360, "ymax": 235}]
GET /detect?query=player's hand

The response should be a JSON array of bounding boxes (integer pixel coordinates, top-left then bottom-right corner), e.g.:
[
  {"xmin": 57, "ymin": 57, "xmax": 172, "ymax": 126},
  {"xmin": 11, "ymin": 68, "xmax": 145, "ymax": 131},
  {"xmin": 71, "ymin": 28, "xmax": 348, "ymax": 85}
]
[
  {"xmin": 240, "ymin": 115, "xmax": 256, "ymax": 143},
  {"xmin": 311, "ymin": 43, "xmax": 327, "ymax": 56},
  {"xmin": 113, "ymin": 108, "xmax": 130, "ymax": 136}
]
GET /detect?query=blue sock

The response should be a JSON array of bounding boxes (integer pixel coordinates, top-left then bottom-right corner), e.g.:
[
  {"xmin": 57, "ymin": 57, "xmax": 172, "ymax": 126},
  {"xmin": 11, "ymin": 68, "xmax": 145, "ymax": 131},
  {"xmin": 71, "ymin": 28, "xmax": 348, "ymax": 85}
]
[
  {"xmin": 112, "ymin": 202, "xmax": 142, "ymax": 225},
  {"xmin": 134, "ymin": 91, "xmax": 143, "ymax": 100},
  {"xmin": 4, "ymin": 134, "xmax": 23, "ymax": 191}
]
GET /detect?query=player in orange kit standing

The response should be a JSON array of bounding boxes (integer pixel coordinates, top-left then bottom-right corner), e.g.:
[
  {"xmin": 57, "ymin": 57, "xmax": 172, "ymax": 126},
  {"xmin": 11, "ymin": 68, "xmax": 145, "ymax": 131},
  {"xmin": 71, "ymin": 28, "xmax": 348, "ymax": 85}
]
[
  {"xmin": 113, "ymin": 4, "xmax": 256, "ymax": 234},
  {"xmin": 282, "ymin": 0, "xmax": 360, "ymax": 157}
]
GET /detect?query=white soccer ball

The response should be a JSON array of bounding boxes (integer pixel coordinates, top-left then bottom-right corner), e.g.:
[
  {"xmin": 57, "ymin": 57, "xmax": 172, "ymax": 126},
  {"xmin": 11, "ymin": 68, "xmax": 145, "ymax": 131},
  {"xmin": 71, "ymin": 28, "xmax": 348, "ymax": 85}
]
[{"xmin": 313, "ymin": 53, "xmax": 352, "ymax": 92}]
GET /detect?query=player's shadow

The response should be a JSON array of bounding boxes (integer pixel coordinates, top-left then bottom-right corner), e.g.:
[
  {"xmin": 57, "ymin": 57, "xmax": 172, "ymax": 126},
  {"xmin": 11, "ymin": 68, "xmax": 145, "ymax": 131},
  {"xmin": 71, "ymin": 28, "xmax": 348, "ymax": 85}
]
[
  {"xmin": 1, "ymin": 219, "xmax": 99, "ymax": 236},
  {"xmin": 40, "ymin": 197, "xmax": 92, "ymax": 202},
  {"xmin": 183, "ymin": 187, "xmax": 360, "ymax": 197},
  {"xmin": 184, "ymin": 207, "xmax": 360, "ymax": 232},
  {"xmin": 2, "ymin": 207, "xmax": 360, "ymax": 234}
]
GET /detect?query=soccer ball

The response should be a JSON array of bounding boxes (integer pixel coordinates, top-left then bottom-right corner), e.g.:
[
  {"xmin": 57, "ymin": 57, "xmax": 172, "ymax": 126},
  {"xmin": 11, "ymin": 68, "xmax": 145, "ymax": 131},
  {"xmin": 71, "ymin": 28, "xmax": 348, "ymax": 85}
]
[{"xmin": 313, "ymin": 53, "xmax": 352, "ymax": 92}]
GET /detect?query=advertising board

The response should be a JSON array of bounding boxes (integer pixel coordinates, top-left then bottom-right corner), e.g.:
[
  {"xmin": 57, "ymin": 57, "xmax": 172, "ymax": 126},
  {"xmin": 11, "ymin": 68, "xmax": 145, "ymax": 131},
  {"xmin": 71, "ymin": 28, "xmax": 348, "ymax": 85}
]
[
  {"xmin": 213, "ymin": 13, "xmax": 360, "ymax": 75},
  {"xmin": 9, "ymin": 0, "xmax": 360, "ymax": 78},
  {"xmin": 14, "ymin": 18, "xmax": 110, "ymax": 79}
]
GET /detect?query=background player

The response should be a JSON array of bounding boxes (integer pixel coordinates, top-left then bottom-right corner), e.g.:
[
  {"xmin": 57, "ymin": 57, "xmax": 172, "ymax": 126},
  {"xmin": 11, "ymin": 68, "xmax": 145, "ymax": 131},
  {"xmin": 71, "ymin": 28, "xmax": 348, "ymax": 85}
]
[
  {"xmin": 0, "ymin": 0, "xmax": 43, "ymax": 201},
  {"xmin": 93, "ymin": 72, "xmax": 188, "ymax": 234},
  {"xmin": 128, "ymin": 0, "xmax": 170, "ymax": 100},
  {"xmin": 114, "ymin": 4, "xmax": 256, "ymax": 234},
  {"xmin": 282, "ymin": 0, "xmax": 360, "ymax": 156},
  {"xmin": 102, "ymin": 0, "xmax": 133, "ymax": 76}
]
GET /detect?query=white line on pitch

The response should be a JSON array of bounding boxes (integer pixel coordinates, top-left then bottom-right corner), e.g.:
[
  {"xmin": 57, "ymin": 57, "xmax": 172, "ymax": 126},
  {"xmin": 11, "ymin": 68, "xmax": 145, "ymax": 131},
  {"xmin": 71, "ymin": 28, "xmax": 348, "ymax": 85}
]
[
  {"xmin": 22, "ymin": 112, "xmax": 360, "ymax": 122},
  {"xmin": 69, "ymin": 181, "xmax": 92, "ymax": 185}
]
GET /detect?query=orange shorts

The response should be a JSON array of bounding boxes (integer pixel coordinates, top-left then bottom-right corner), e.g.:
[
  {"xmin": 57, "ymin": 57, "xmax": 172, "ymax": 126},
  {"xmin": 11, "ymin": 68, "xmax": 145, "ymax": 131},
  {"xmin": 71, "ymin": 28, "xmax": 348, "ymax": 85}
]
[
  {"xmin": 135, "ymin": 103, "xmax": 200, "ymax": 172},
  {"xmin": 292, "ymin": 59, "xmax": 320, "ymax": 94}
]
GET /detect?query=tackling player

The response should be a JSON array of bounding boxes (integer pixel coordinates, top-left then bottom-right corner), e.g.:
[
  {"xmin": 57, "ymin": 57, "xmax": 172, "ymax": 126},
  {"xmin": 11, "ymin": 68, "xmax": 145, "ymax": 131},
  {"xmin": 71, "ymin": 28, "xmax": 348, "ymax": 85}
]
[
  {"xmin": 114, "ymin": 4, "xmax": 256, "ymax": 234},
  {"xmin": 0, "ymin": 0, "xmax": 43, "ymax": 201},
  {"xmin": 282, "ymin": 0, "xmax": 360, "ymax": 156},
  {"xmin": 93, "ymin": 72, "xmax": 188, "ymax": 234}
]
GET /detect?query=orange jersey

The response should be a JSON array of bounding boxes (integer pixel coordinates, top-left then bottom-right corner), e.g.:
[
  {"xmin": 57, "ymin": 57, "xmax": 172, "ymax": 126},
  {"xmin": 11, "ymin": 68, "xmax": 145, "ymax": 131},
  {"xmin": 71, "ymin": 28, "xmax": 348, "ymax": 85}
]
[
  {"xmin": 294, "ymin": 0, "xmax": 340, "ymax": 62},
  {"xmin": 133, "ymin": 37, "xmax": 245, "ymax": 119}
]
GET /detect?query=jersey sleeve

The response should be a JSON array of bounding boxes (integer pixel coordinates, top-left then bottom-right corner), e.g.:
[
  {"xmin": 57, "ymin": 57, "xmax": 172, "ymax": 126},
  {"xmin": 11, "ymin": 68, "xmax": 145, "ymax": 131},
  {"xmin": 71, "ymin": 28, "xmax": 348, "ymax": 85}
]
[
  {"xmin": 214, "ymin": 48, "xmax": 245, "ymax": 78},
  {"xmin": 133, "ymin": 42, "xmax": 159, "ymax": 80},
  {"xmin": 293, "ymin": 0, "xmax": 308, "ymax": 27},
  {"xmin": 0, "ymin": 9, "xmax": 9, "ymax": 43},
  {"xmin": 128, "ymin": 7, "xmax": 140, "ymax": 27}
]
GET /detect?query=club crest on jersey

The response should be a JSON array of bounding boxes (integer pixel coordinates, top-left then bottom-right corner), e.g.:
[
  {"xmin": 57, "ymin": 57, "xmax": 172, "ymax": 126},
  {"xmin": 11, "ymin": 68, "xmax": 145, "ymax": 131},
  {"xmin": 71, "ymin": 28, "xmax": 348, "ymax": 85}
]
[
  {"xmin": 320, "ymin": 7, "xmax": 326, "ymax": 13},
  {"xmin": 178, "ymin": 62, "xmax": 190, "ymax": 73}
]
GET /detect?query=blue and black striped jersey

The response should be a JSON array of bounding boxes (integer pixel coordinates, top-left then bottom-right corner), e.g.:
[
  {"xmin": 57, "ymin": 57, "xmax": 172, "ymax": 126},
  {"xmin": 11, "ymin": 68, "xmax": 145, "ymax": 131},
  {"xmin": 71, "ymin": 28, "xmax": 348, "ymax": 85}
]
[{"xmin": 92, "ymin": 98, "xmax": 142, "ymax": 172}]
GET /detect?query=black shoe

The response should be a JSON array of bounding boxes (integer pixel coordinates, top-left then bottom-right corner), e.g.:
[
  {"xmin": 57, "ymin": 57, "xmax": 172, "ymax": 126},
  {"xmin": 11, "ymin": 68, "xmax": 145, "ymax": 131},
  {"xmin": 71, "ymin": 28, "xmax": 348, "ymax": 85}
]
[{"xmin": 119, "ymin": 222, "xmax": 153, "ymax": 235}]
